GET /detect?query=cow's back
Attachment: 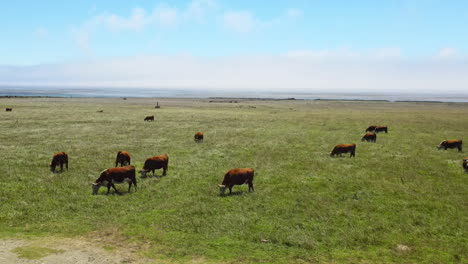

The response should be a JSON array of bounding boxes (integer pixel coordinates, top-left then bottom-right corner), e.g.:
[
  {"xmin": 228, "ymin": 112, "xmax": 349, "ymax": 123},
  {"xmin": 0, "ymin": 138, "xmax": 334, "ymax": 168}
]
[
  {"xmin": 144, "ymin": 155, "xmax": 168, "ymax": 170},
  {"xmin": 224, "ymin": 168, "xmax": 254, "ymax": 185},
  {"xmin": 106, "ymin": 166, "xmax": 136, "ymax": 182}
]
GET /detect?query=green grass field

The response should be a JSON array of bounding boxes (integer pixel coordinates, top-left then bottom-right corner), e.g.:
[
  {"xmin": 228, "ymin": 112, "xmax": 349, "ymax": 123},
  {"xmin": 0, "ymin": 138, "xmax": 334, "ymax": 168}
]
[{"xmin": 0, "ymin": 97, "xmax": 467, "ymax": 263}]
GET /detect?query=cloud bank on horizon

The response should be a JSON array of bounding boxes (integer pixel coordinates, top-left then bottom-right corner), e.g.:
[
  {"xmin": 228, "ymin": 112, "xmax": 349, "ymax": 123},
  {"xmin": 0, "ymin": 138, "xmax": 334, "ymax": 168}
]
[{"xmin": 0, "ymin": 0, "xmax": 467, "ymax": 94}]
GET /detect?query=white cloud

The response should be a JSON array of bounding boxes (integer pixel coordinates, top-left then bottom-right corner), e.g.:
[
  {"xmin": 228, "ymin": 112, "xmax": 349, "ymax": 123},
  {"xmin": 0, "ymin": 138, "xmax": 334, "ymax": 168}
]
[
  {"xmin": 436, "ymin": 47, "xmax": 457, "ymax": 59},
  {"xmin": 222, "ymin": 7, "xmax": 304, "ymax": 34},
  {"xmin": 34, "ymin": 27, "xmax": 49, "ymax": 38},
  {"xmin": 185, "ymin": 0, "xmax": 217, "ymax": 21},
  {"xmin": 222, "ymin": 11, "xmax": 255, "ymax": 33},
  {"xmin": 153, "ymin": 6, "xmax": 178, "ymax": 27},
  {"xmin": 1, "ymin": 51, "xmax": 467, "ymax": 94},
  {"xmin": 101, "ymin": 8, "xmax": 149, "ymax": 32},
  {"xmin": 285, "ymin": 8, "xmax": 303, "ymax": 19},
  {"xmin": 371, "ymin": 47, "xmax": 401, "ymax": 59}
]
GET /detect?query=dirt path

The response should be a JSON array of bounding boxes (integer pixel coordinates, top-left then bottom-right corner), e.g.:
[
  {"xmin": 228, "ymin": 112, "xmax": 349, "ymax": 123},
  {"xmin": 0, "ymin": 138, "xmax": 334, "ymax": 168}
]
[{"xmin": 0, "ymin": 237, "xmax": 144, "ymax": 264}]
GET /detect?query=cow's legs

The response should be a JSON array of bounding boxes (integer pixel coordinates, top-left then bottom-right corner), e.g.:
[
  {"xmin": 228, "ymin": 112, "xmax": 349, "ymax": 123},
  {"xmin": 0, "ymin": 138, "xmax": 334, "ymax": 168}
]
[
  {"xmin": 249, "ymin": 182, "xmax": 254, "ymax": 192},
  {"xmin": 65, "ymin": 161, "xmax": 68, "ymax": 170},
  {"xmin": 111, "ymin": 184, "xmax": 119, "ymax": 194},
  {"xmin": 60, "ymin": 162, "xmax": 64, "ymax": 171},
  {"xmin": 229, "ymin": 186, "xmax": 232, "ymax": 194},
  {"xmin": 163, "ymin": 166, "xmax": 167, "ymax": 176}
]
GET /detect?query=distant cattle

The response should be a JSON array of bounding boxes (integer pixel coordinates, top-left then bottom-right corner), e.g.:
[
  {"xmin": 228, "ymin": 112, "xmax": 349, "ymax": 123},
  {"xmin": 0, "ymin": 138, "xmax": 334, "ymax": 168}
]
[
  {"xmin": 139, "ymin": 154, "xmax": 169, "ymax": 177},
  {"xmin": 375, "ymin": 126, "xmax": 388, "ymax": 133},
  {"xmin": 194, "ymin": 131, "xmax": 204, "ymax": 142},
  {"xmin": 463, "ymin": 158, "xmax": 468, "ymax": 173},
  {"xmin": 144, "ymin": 115, "xmax": 154, "ymax": 121},
  {"xmin": 365, "ymin": 126, "xmax": 377, "ymax": 132},
  {"xmin": 218, "ymin": 168, "xmax": 255, "ymax": 196},
  {"xmin": 361, "ymin": 133, "xmax": 376, "ymax": 142},
  {"xmin": 92, "ymin": 165, "xmax": 137, "ymax": 195},
  {"xmin": 115, "ymin": 151, "xmax": 131, "ymax": 167},
  {"xmin": 437, "ymin": 140, "xmax": 462, "ymax": 152},
  {"xmin": 5, "ymin": 108, "xmax": 12, "ymax": 112},
  {"xmin": 330, "ymin": 144, "xmax": 356, "ymax": 157},
  {"xmin": 50, "ymin": 152, "xmax": 68, "ymax": 173},
  {"xmin": 97, "ymin": 110, "xmax": 103, "ymax": 113}
]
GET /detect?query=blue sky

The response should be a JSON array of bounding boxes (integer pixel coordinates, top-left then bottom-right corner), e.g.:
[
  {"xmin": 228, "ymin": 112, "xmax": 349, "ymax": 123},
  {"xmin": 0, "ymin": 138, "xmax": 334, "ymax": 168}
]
[{"xmin": 0, "ymin": 0, "xmax": 467, "ymax": 93}]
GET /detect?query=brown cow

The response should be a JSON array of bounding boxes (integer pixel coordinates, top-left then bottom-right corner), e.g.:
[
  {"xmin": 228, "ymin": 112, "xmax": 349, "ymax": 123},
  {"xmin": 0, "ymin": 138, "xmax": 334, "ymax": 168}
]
[
  {"xmin": 92, "ymin": 165, "xmax": 137, "ymax": 195},
  {"xmin": 437, "ymin": 140, "xmax": 462, "ymax": 152},
  {"xmin": 365, "ymin": 125, "xmax": 377, "ymax": 132},
  {"xmin": 330, "ymin": 144, "xmax": 356, "ymax": 157},
  {"xmin": 50, "ymin": 152, "xmax": 68, "ymax": 172},
  {"xmin": 5, "ymin": 108, "xmax": 12, "ymax": 112},
  {"xmin": 462, "ymin": 158, "xmax": 468, "ymax": 173},
  {"xmin": 115, "ymin": 151, "xmax": 131, "ymax": 167},
  {"xmin": 361, "ymin": 133, "xmax": 376, "ymax": 142},
  {"xmin": 194, "ymin": 131, "xmax": 204, "ymax": 142},
  {"xmin": 218, "ymin": 168, "xmax": 254, "ymax": 195},
  {"xmin": 375, "ymin": 126, "xmax": 388, "ymax": 133},
  {"xmin": 144, "ymin": 115, "xmax": 154, "ymax": 121},
  {"xmin": 139, "ymin": 154, "xmax": 169, "ymax": 177}
]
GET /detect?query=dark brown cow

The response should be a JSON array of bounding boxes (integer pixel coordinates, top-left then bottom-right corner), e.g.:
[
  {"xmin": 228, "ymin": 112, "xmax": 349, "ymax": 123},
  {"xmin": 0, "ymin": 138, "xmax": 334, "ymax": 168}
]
[
  {"xmin": 463, "ymin": 158, "xmax": 468, "ymax": 173},
  {"xmin": 194, "ymin": 131, "xmax": 204, "ymax": 142},
  {"xmin": 144, "ymin": 115, "xmax": 154, "ymax": 121},
  {"xmin": 330, "ymin": 144, "xmax": 356, "ymax": 157},
  {"xmin": 92, "ymin": 165, "xmax": 137, "ymax": 195},
  {"xmin": 361, "ymin": 133, "xmax": 376, "ymax": 142},
  {"xmin": 50, "ymin": 152, "xmax": 68, "ymax": 172},
  {"xmin": 218, "ymin": 168, "xmax": 254, "ymax": 195},
  {"xmin": 115, "ymin": 151, "xmax": 131, "ymax": 167},
  {"xmin": 375, "ymin": 126, "xmax": 388, "ymax": 133},
  {"xmin": 139, "ymin": 154, "xmax": 169, "ymax": 177},
  {"xmin": 437, "ymin": 140, "xmax": 462, "ymax": 152},
  {"xmin": 5, "ymin": 108, "xmax": 12, "ymax": 112},
  {"xmin": 365, "ymin": 125, "xmax": 377, "ymax": 132}
]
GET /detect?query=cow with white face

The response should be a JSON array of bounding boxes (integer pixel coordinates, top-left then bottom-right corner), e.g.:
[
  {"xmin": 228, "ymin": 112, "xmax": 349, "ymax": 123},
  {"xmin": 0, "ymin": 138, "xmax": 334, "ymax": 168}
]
[
  {"xmin": 437, "ymin": 140, "xmax": 463, "ymax": 152},
  {"xmin": 92, "ymin": 165, "xmax": 137, "ymax": 195},
  {"xmin": 218, "ymin": 168, "xmax": 255, "ymax": 196},
  {"xmin": 139, "ymin": 154, "xmax": 169, "ymax": 178}
]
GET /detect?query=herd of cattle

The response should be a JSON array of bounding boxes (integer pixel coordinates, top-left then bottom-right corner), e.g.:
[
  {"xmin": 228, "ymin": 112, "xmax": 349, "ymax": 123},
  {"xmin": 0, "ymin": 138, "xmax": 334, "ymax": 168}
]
[{"xmin": 47, "ymin": 122, "xmax": 466, "ymax": 196}]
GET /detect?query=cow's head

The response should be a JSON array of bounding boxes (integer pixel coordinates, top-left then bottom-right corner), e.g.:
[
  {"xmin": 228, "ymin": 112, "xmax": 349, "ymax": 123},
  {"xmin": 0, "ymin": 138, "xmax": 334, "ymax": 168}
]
[
  {"xmin": 437, "ymin": 141, "xmax": 446, "ymax": 150},
  {"xmin": 218, "ymin": 184, "xmax": 227, "ymax": 196},
  {"xmin": 91, "ymin": 182, "xmax": 103, "ymax": 195},
  {"xmin": 139, "ymin": 169, "xmax": 148, "ymax": 178}
]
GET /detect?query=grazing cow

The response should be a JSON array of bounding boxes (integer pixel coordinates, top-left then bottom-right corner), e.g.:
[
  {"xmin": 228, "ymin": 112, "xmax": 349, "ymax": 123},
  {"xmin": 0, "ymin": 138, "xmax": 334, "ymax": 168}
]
[
  {"xmin": 361, "ymin": 133, "xmax": 377, "ymax": 142},
  {"xmin": 437, "ymin": 140, "xmax": 463, "ymax": 152},
  {"xmin": 218, "ymin": 168, "xmax": 255, "ymax": 196},
  {"xmin": 365, "ymin": 125, "xmax": 377, "ymax": 132},
  {"xmin": 5, "ymin": 108, "xmax": 12, "ymax": 112},
  {"xmin": 139, "ymin": 154, "xmax": 169, "ymax": 177},
  {"xmin": 144, "ymin": 115, "xmax": 154, "ymax": 121},
  {"xmin": 92, "ymin": 165, "xmax": 137, "ymax": 195},
  {"xmin": 97, "ymin": 110, "xmax": 103, "ymax": 113},
  {"xmin": 50, "ymin": 152, "xmax": 68, "ymax": 173},
  {"xmin": 375, "ymin": 126, "xmax": 388, "ymax": 133},
  {"xmin": 330, "ymin": 144, "xmax": 356, "ymax": 157},
  {"xmin": 463, "ymin": 158, "xmax": 468, "ymax": 173},
  {"xmin": 115, "ymin": 151, "xmax": 131, "ymax": 167},
  {"xmin": 194, "ymin": 131, "xmax": 204, "ymax": 142}
]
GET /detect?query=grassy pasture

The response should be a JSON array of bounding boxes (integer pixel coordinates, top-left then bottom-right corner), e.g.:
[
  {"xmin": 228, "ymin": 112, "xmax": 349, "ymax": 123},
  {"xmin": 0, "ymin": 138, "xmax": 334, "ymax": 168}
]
[{"xmin": 0, "ymin": 97, "xmax": 467, "ymax": 263}]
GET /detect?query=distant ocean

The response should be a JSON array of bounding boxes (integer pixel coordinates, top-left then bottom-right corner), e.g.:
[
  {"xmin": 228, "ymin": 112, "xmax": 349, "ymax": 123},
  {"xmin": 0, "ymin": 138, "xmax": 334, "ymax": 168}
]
[{"xmin": 1, "ymin": 86, "xmax": 468, "ymax": 103}]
